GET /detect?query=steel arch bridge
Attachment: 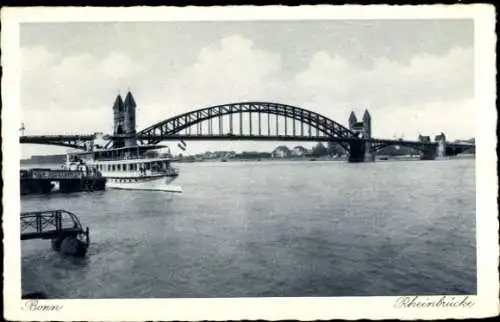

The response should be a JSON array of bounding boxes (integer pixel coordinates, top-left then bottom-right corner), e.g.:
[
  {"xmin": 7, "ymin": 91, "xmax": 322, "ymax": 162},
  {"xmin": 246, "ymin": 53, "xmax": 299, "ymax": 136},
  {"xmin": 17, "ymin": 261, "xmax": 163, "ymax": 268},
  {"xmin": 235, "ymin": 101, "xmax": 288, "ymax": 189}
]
[
  {"xmin": 19, "ymin": 99, "xmax": 475, "ymax": 161},
  {"xmin": 126, "ymin": 101, "xmax": 356, "ymax": 148}
]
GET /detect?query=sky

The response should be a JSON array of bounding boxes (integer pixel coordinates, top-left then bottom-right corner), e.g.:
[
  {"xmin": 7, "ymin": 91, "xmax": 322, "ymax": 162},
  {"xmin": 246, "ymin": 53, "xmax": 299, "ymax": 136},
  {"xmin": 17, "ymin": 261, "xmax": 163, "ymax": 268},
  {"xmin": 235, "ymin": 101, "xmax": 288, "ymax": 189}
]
[{"xmin": 20, "ymin": 19, "xmax": 475, "ymax": 157}]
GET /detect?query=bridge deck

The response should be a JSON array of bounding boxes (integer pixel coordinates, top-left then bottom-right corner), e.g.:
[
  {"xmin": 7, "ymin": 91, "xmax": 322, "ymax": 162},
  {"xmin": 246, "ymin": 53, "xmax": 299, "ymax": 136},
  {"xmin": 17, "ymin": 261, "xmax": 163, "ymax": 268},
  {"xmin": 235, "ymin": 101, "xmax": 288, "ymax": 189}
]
[{"xmin": 21, "ymin": 228, "xmax": 83, "ymax": 240}]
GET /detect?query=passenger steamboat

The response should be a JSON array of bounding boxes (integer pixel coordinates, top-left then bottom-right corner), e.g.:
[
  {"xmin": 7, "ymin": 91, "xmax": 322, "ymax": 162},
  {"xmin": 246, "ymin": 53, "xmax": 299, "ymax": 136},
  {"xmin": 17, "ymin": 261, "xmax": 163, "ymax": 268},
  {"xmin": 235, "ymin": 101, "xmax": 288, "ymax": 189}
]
[
  {"xmin": 65, "ymin": 144, "xmax": 181, "ymax": 193},
  {"xmin": 66, "ymin": 91, "xmax": 182, "ymax": 192}
]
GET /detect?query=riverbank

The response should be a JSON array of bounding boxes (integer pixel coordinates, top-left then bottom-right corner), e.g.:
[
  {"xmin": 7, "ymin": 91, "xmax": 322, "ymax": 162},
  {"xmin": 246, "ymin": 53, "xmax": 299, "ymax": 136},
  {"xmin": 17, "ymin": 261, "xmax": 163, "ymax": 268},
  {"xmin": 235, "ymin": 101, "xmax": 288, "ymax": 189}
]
[{"xmin": 175, "ymin": 154, "xmax": 475, "ymax": 163}]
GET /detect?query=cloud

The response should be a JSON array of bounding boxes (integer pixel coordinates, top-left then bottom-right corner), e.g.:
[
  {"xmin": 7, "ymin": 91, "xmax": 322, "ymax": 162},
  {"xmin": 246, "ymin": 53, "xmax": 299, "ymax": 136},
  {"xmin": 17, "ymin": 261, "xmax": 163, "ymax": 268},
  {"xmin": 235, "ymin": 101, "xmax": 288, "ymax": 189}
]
[
  {"xmin": 20, "ymin": 36, "xmax": 475, "ymax": 157},
  {"xmin": 129, "ymin": 35, "xmax": 287, "ymax": 129},
  {"xmin": 21, "ymin": 47, "xmax": 148, "ymax": 113},
  {"xmin": 373, "ymin": 99, "xmax": 476, "ymax": 140},
  {"xmin": 167, "ymin": 35, "xmax": 284, "ymax": 109},
  {"xmin": 292, "ymin": 46, "xmax": 473, "ymax": 111}
]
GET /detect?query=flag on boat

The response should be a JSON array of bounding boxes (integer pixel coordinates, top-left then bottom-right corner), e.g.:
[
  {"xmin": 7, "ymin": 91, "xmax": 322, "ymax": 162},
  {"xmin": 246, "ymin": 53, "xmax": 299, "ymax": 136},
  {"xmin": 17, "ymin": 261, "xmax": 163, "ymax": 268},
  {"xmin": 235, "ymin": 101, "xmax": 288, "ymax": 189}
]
[{"xmin": 178, "ymin": 139, "xmax": 187, "ymax": 151}]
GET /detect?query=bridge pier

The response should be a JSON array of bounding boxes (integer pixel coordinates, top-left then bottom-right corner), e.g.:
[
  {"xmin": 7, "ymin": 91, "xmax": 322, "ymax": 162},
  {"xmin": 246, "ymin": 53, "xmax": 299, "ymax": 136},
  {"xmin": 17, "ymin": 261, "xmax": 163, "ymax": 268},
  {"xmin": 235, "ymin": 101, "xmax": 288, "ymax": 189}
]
[
  {"xmin": 420, "ymin": 147, "xmax": 437, "ymax": 160},
  {"xmin": 348, "ymin": 140, "xmax": 364, "ymax": 162},
  {"xmin": 365, "ymin": 141, "xmax": 375, "ymax": 162},
  {"xmin": 436, "ymin": 133, "xmax": 446, "ymax": 158},
  {"xmin": 348, "ymin": 139, "xmax": 374, "ymax": 162}
]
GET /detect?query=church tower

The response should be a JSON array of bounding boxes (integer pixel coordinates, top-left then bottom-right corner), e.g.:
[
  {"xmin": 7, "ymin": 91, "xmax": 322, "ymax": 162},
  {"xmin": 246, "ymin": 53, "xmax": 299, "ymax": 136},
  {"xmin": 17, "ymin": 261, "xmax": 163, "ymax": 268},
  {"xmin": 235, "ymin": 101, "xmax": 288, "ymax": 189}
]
[
  {"xmin": 123, "ymin": 91, "xmax": 137, "ymax": 147},
  {"xmin": 362, "ymin": 109, "xmax": 372, "ymax": 139},
  {"xmin": 112, "ymin": 94, "xmax": 125, "ymax": 148},
  {"xmin": 348, "ymin": 111, "xmax": 357, "ymax": 131}
]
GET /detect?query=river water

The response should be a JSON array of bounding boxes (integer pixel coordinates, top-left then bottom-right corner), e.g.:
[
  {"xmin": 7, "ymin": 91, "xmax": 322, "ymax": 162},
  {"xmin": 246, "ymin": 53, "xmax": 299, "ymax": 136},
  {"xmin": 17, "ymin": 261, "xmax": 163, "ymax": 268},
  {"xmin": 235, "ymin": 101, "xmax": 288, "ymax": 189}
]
[{"xmin": 21, "ymin": 159, "xmax": 476, "ymax": 298}]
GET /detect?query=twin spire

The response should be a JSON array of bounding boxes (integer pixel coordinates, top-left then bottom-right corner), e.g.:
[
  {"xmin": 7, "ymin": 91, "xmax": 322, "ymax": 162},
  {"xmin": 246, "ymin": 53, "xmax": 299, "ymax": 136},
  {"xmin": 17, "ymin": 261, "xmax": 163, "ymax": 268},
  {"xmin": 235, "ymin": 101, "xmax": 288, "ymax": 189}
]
[
  {"xmin": 112, "ymin": 91, "xmax": 137, "ymax": 111},
  {"xmin": 349, "ymin": 110, "xmax": 371, "ymax": 122},
  {"xmin": 348, "ymin": 109, "xmax": 370, "ymax": 128},
  {"xmin": 112, "ymin": 91, "xmax": 137, "ymax": 148}
]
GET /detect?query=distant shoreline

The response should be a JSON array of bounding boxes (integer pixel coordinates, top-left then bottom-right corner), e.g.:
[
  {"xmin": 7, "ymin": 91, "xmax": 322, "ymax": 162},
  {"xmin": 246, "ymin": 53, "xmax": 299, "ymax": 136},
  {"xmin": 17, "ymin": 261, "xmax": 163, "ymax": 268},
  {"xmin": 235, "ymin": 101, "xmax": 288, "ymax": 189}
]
[
  {"xmin": 175, "ymin": 154, "xmax": 475, "ymax": 163},
  {"xmin": 21, "ymin": 153, "xmax": 475, "ymax": 167}
]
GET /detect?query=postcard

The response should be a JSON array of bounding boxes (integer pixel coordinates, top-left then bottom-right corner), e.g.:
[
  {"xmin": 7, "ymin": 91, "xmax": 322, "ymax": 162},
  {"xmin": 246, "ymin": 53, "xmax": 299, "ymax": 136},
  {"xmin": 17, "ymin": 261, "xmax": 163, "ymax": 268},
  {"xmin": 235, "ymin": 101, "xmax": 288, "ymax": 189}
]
[{"xmin": 2, "ymin": 4, "xmax": 498, "ymax": 321}]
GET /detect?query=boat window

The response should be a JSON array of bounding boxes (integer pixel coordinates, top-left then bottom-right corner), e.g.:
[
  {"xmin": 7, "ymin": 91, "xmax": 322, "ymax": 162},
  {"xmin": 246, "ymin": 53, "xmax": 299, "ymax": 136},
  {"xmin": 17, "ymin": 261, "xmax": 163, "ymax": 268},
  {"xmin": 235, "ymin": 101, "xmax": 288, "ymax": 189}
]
[
  {"xmin": 112, "ymin": 165, "xmax": 116, "ymax": 171},
  {"xmin": 145, "ymin": 162, "xmax": 151, "ymax": 170},
  {"xmin": 132, "ymin": 164, "xmax": 137, "ymax": 171},
  {"xmin": 129, "ymin": 164, "xmax": 134, "ymax": 171}
]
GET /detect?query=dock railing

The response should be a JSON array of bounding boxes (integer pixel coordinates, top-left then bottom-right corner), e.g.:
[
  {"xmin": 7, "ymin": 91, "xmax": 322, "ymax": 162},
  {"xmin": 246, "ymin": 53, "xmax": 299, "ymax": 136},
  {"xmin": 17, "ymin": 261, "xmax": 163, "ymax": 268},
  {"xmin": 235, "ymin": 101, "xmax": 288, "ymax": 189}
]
[{"xmin": 21, "ymin": 209, "xmax": 86, "ymax": 241}]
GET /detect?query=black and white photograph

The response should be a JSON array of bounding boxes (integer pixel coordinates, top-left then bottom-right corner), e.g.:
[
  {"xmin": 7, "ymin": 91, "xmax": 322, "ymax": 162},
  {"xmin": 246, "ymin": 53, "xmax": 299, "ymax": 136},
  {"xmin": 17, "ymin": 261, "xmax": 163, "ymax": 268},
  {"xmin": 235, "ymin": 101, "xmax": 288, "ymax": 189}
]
[{"xmin": 2, "ymin": 5, "xmax": 498, "ymax": 321}]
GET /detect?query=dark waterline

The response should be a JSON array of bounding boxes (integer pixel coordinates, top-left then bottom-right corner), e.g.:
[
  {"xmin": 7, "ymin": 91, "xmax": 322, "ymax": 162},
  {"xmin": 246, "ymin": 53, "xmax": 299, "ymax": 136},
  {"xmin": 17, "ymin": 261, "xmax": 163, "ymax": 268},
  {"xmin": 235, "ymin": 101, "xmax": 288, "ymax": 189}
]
[{"xmin": 21, "ymin": 159, "xmax": 476, "ymax": 298}]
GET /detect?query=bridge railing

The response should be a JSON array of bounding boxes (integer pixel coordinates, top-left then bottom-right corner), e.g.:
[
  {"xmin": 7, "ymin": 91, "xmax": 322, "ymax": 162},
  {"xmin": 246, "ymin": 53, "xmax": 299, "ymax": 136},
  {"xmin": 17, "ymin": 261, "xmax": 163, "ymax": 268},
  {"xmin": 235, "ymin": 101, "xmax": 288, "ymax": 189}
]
[{"xmin": 21, "ymin": 210, "xmax": 84, "ymax": 240}]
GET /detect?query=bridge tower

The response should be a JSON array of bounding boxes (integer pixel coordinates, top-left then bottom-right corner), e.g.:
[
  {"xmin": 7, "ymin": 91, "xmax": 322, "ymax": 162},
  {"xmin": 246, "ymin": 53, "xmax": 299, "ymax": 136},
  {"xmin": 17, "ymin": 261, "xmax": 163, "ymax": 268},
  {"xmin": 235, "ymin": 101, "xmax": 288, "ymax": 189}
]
[
  {"xmin": 435, "ymin": 132, "xmax": 446, "ymax": 158},
  {"xmin": 112, "ymin": 94, "xmax": 125, "ymax": 148},
  {"xmin": 123, "ymin": 91, "xmax": 137, "ymax": 147},
  {"xmin": 112, "ymin": 92, "xmax": 137, "ymax": 148},
  {"xmin": 346, "ymin": 109, "xmax": 374, "ymax": 162},
  {"xmin": 362, "ymin": 109, "xmax": 374, "ymax": 161},
  {"xmin": 348, "ymin": 111, "xmax": 357, "ymax": 131}
]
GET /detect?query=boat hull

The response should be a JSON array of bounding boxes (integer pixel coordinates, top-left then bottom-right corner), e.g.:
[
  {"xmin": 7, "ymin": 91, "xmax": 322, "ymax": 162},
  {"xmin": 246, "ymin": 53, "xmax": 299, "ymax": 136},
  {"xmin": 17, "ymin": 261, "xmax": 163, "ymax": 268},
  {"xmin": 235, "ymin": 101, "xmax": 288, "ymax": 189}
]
[{"xmin": 106, "ymin": 175, "xmax": 182, "ymax": 193}]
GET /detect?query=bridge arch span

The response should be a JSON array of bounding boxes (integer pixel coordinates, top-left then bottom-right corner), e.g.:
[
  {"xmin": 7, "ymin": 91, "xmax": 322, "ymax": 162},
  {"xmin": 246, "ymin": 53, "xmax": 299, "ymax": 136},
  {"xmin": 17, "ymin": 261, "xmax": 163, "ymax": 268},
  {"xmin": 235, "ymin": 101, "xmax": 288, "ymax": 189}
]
[{"xmin": 134, "ymin": 101, "xmax": 355, "ymax": 146}]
